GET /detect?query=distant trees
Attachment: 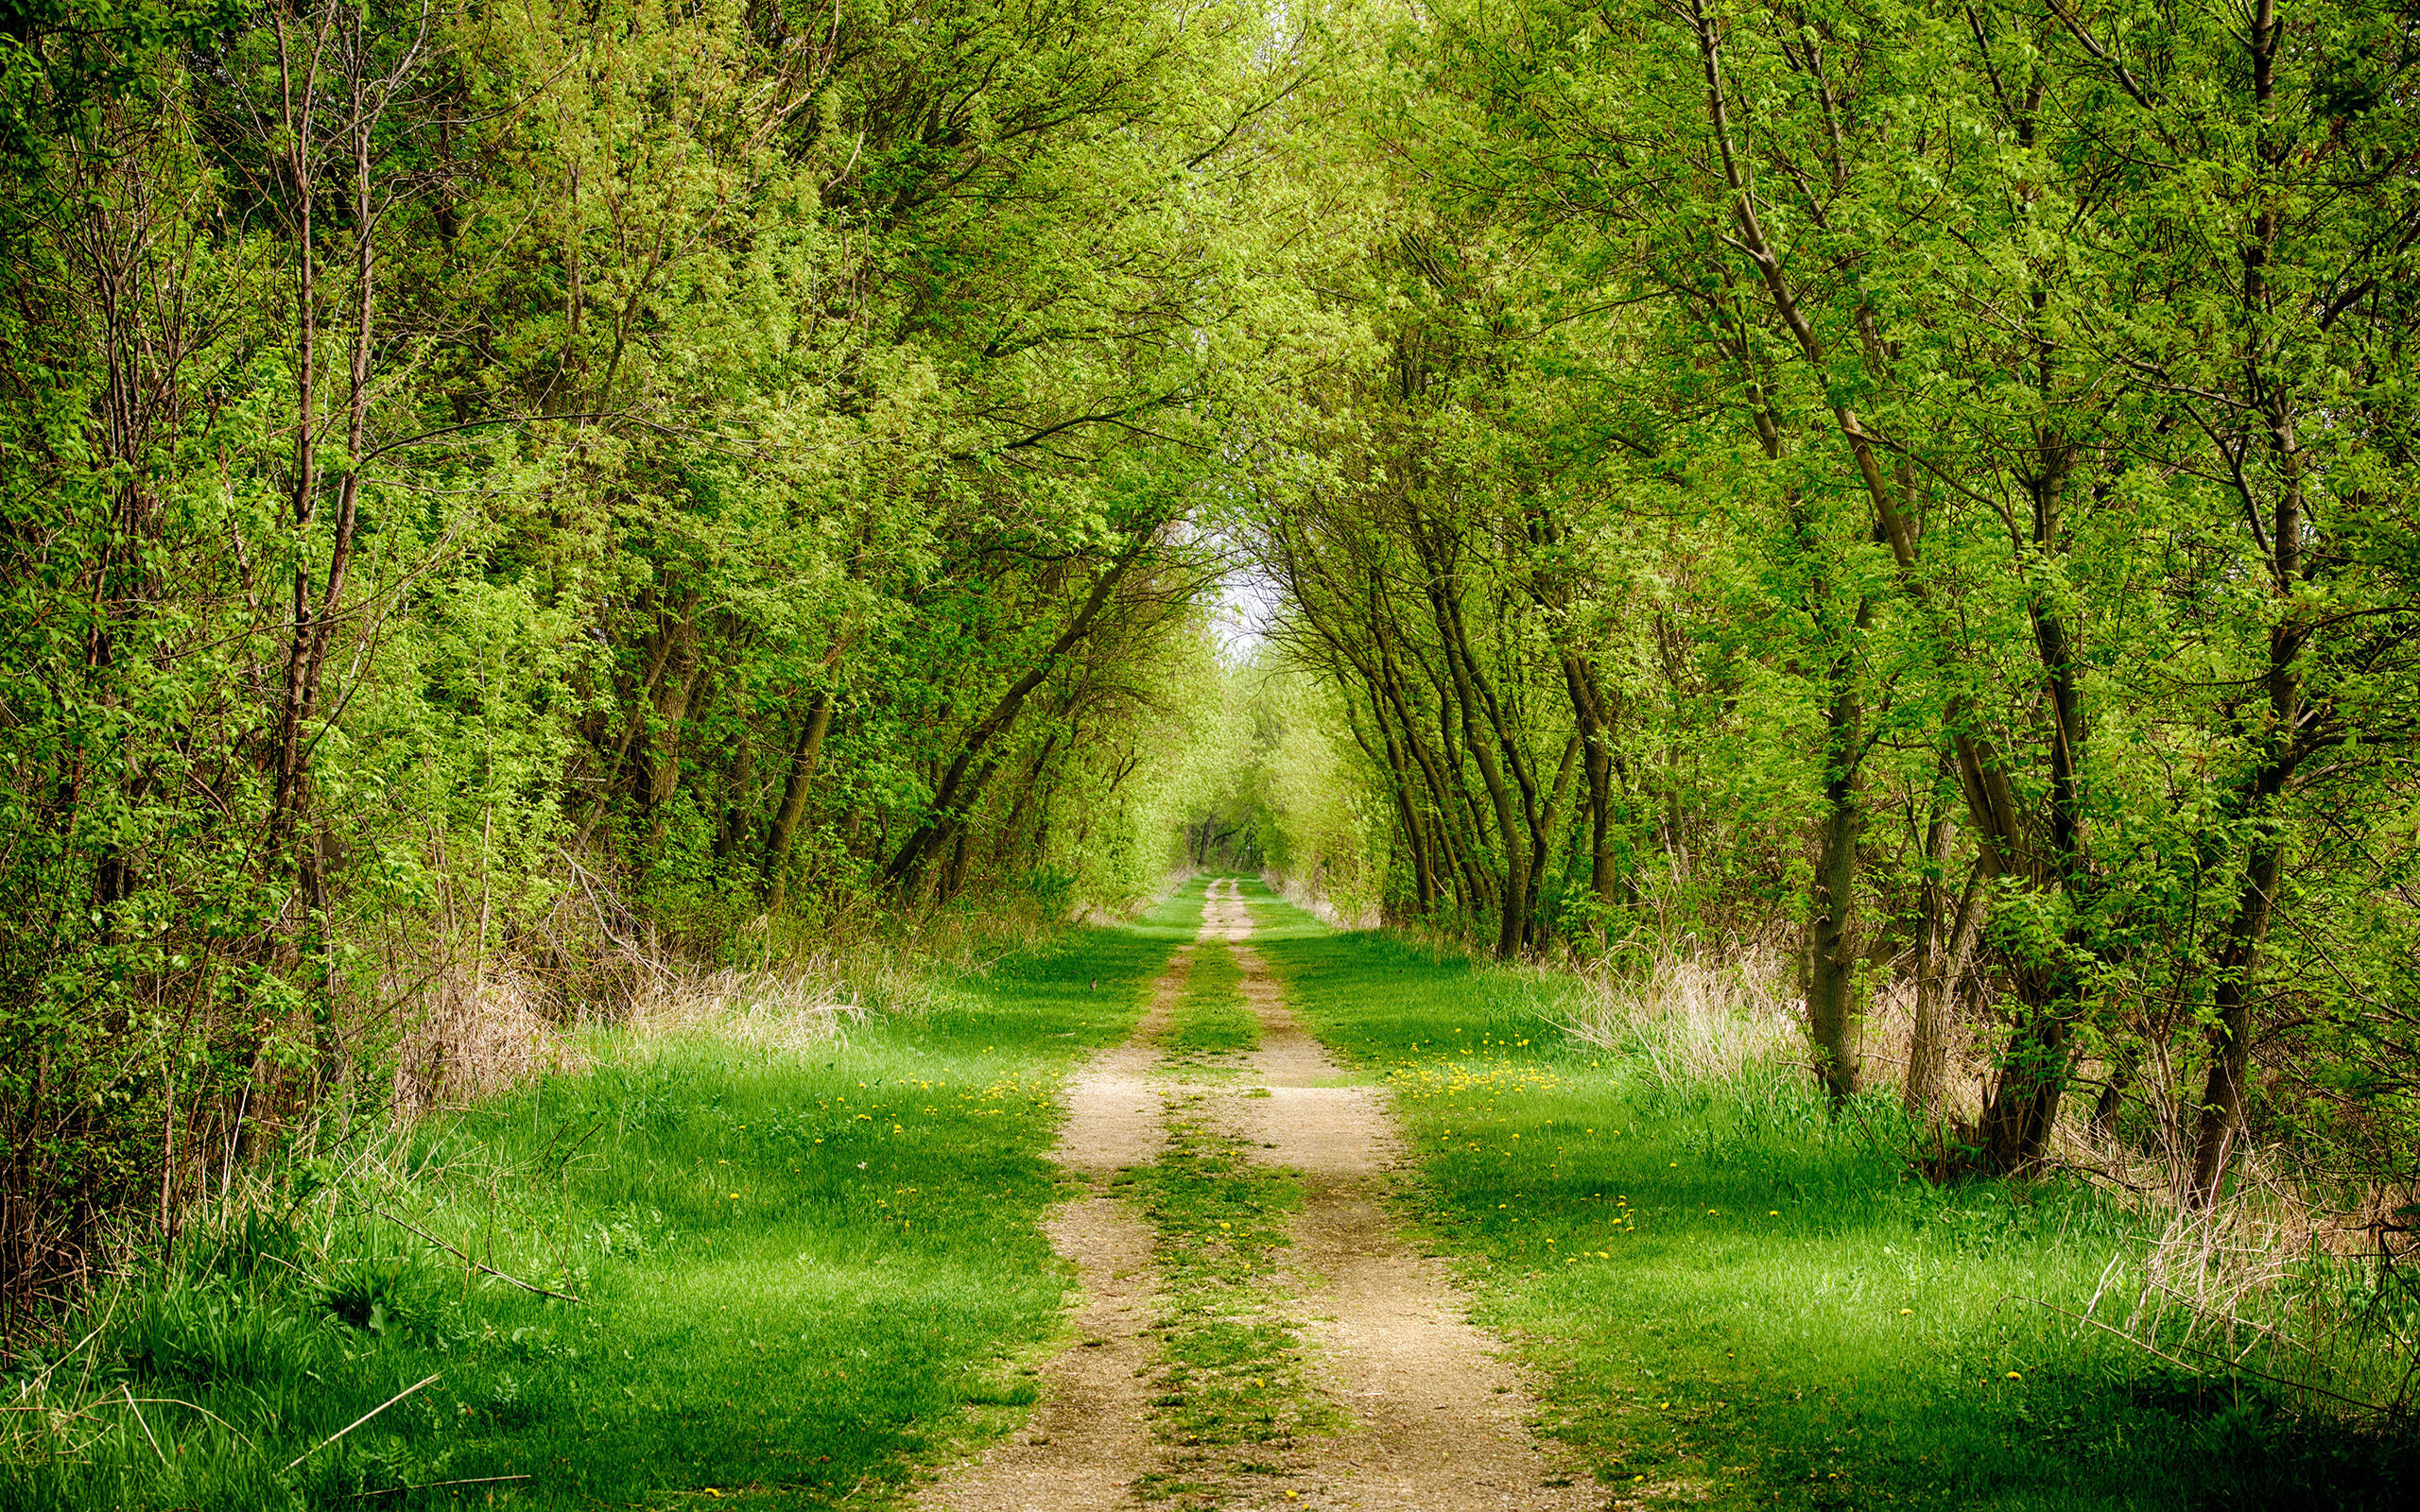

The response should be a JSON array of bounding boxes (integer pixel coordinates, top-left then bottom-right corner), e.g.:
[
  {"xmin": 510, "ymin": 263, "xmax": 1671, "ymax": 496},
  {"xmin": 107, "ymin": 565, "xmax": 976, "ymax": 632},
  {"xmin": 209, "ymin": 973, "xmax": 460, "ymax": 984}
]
[{"xmin": 4, "ymin": 0, "xmax": 2411, "ymax": 1339}]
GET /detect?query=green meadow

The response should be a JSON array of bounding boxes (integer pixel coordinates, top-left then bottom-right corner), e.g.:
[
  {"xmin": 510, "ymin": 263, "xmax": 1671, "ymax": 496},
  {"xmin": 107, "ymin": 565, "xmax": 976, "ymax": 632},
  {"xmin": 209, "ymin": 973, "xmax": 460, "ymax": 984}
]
[
  {"xmin": 9, "ymin": 876, "xmax": 2406, "ymax": 1511},
  {"xmin": 2, "ymin": 890, "xmax": 1204, "ymax": 1512}
]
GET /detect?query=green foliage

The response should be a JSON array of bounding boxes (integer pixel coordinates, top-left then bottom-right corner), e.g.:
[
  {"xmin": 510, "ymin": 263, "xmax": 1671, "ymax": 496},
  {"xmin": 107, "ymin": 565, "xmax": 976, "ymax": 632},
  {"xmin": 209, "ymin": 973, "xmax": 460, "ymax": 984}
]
[
  {"xmin": 1233, "ymin": 0, "xmax": 2420, "ymax": 1190},
  {"xmin": 0, "ymin": 0, "xmax": 1329, "ymax": 1323}
]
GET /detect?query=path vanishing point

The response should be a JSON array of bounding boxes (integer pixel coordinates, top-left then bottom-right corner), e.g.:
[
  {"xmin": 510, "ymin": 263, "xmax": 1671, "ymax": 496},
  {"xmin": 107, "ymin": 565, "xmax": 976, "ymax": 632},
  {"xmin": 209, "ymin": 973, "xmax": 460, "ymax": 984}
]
[{"xmin": 921, "ymin": 880, "xmax": 1596, "ymax": 1511}]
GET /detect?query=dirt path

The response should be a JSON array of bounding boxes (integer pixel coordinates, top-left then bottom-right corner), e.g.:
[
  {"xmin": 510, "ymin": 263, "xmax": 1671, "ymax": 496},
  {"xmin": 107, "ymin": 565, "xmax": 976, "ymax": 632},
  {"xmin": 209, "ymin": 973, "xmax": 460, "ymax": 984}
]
[
  {"xmin": 1207, "ymin": 882, "xmax": 1594, "ymax": 1512},
  {"xmin": 922, "ymin": 881, "xmax": 1593, "ymax": 1510},
  {"xmin": 920, "ymin": 944, "xmax": 1193, "ymax": 1512}
]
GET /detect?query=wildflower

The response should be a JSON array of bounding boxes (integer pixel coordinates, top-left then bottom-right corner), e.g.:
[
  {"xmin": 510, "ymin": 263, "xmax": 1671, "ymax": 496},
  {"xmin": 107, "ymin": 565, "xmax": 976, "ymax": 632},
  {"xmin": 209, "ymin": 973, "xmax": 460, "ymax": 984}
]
[{"xmin": 2006, "ymin": 1371, "xmax": 2022, "ymax": 1382}]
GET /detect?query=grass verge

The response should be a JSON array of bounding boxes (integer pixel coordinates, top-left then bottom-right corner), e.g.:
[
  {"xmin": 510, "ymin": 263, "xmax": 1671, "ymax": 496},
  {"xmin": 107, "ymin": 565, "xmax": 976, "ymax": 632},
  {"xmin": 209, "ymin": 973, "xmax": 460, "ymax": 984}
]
[
  {"xmin": 1242, "ymin": 879, "xmax": 2412, "ymax": 1512},
  {"xmin": 1, "ymin": 887, "xmax": 1207, "ymax": 1511}
]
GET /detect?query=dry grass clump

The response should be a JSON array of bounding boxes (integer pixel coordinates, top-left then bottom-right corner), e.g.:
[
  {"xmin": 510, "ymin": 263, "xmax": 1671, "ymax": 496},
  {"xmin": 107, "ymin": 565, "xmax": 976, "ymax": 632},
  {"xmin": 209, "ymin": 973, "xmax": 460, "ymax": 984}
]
[
  {"xmin": 2060, "ymin": 1167, "xmax": 2418, "ymax": 1417},
  {"xmin": 625, "ymin": 963, "xmax": 867, "ymax": 1056},
  {"xmin": 1259, "ymin": 868, "xmax": 1380, "ymax": 930},
  {"xmin": 391, "ymin": 964, "xmax": 590, "ymax": 1118},
  {"xmin": 1862, "ymin": 975, "xmax": 1993, "ymax": 1128},
  {"xmin": 1560, "ymin": 947, "xmax": 1798, "ymax": 1090}
]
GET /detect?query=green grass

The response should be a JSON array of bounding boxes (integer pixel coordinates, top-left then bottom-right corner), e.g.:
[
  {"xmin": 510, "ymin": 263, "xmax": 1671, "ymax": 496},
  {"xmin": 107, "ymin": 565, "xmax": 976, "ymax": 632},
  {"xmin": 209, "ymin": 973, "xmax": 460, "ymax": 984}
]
[
  {"xmin": 1236, "ymin": 877, "xmax": 2412, "ymax": 1512},
  {"xmin": 2, "ymin": 885, "xmax": 1210, "ymax": 1512},
  {"xmin": 1158, "ymin": 938, "xmax": 1256, "ymax": 1066},
  {"xmin": 18, "ymin": 873, "xmax": 2405, "ymax": 1510}
]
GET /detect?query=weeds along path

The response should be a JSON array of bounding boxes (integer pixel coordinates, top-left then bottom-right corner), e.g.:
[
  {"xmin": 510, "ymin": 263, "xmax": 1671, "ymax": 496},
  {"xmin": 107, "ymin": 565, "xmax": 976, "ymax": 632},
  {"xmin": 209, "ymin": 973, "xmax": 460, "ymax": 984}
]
[
  {"xmin": 919, "ymin": 939, "xmax": 1193, "ymax": 1511},
  {"xmin": 1203, "ymin": 881, "xmax": 1592, "ymax": 1512}
]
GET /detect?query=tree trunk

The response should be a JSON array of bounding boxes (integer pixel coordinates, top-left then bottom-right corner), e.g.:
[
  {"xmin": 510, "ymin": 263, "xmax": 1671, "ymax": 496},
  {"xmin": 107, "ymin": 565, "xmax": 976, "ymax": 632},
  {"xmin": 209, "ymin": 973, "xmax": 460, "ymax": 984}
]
[
  {"xmin": 2185, "ymin": 0, "xmax": 2304, "ymax": 1209},
  {"xmin": 884, "ymin": 537, "xmax": 1146, "ymax": 897},
  {"xmin": 1908, "ymin": 852, "xmax": 1986, "ymax": 1118},
  {"xmin": 760, "ymin": 687, "xmax": 836, "ymax": 908},
  {"xmin": 1689, "ymin": 2, "xmax": 2068, "ymax": 1166},
  {"xmin": 1805, "ymin": 601, "xmax": 1872, "ymax": 1105},
  {"xmin": 643, "ymin": 618, "xmax": 701, "ymax": 846},
  {"xmin": 1427, "ymin": 580, "xmax": 1525, "ymax": 959}
]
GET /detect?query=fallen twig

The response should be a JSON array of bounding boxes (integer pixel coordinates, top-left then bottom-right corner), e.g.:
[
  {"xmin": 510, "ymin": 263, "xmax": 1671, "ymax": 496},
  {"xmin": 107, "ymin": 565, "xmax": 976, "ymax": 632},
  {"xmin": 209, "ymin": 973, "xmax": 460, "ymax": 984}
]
[
  {"xmin": 285, "ymin": 1373, "xmax": 441, "ymax": 1471},
  {"xmin": 11, "ymin": 1303, "xmax": 114, "ymax": 1403},
  {"xmin": 125, "ymin": 1397, "xmax": 258, "ymax": 1449},
  {"xmin": 376, "ymin": 1210, "xmax": 583, "ymax": 1303},
  {"xmin": 351, "ymin": 1473, "xmax": 529, "ymax": 1499},
  {"xmin": 119, "ymin": 1386, "xmax": 165, "ymax": 1467},
  {"xmin": 2019, "ymin": 1295, "xmax": 2214, "ymax": 1373}
]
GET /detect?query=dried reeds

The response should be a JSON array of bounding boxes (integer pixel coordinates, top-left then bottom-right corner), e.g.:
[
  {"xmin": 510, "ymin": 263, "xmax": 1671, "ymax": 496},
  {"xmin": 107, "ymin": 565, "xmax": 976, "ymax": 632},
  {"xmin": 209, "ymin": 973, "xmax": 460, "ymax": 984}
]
[
  {"xmin": 1259, "ymin": 868, "xmax": 1380, "ymax": 931},
  {"xmin": 623, "ymin": 963, "xmax": 866, "ymax": 1056},
  {"xmin": 391, "ymin": 964, "xmax": 588, "ymax": 1119},
  {"xmin": 2049, "ymin": 1164, "xmax": 2419, "ymax": 1418},
  {"xmin": 1558, "ymin": 947, "xmax": 1798, "ymax": 1091}
]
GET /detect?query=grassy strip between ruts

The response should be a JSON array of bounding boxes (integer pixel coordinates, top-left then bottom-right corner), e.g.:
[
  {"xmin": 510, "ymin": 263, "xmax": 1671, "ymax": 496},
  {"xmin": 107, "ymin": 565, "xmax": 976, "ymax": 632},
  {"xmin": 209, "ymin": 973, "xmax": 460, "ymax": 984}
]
[
  {"xmin": 1123, "ymin": 1097, "xmax": 1335, "ymax": 1507},
  {"xmin": 1157, "ymin": 936, "xmax": 1256, "ymax": 1068},
  {"xmin": 2, "ymin": 885, "xmax": 1207, "ymax": 1512},
  {"xmin": 1121, "ymin": 917, "xmax": 1338, "ymax": 1507},
  {"xmin": 1237, "ymin": 877, "xmax": 2414, "ymax": 1512}
]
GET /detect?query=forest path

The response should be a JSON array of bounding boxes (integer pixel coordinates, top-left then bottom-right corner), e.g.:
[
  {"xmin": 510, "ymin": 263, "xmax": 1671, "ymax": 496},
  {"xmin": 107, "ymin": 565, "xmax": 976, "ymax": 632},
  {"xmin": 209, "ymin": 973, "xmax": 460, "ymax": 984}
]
[
  {"xmin": 918, "ymin": 939, "xmax": 1194, "ymax": 1512},
  {"xmin": 1201, "ymin": 881, "xmax": 1595, "ymax": 1512},
  {"xmin": 921, "ymin": 878, "xmax": 1587, "ymax": 1510}
]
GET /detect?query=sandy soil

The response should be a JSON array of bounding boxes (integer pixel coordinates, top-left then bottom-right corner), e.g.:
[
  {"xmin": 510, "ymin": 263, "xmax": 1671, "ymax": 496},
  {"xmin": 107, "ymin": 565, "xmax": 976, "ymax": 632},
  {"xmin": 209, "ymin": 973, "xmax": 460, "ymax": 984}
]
[
  {"xmin": 921, "ymin": 882, "xmax": 1597, "ymax": 1510},
  {"xmin": 918, "ymin": 947, "xmax": 1191, "ymax": 1512},
  {"xmin": 1211, "ymin": 884, "xmax": 1597, "ymax": 1512}
]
